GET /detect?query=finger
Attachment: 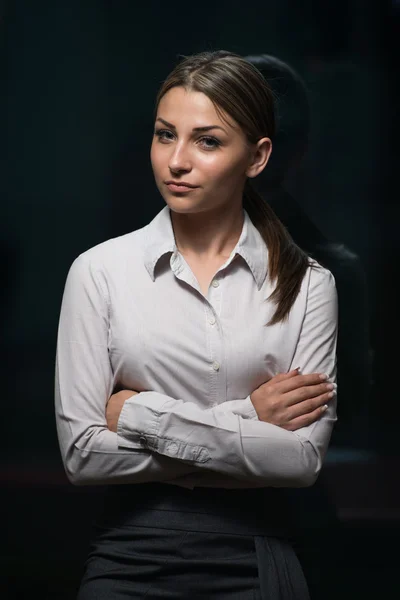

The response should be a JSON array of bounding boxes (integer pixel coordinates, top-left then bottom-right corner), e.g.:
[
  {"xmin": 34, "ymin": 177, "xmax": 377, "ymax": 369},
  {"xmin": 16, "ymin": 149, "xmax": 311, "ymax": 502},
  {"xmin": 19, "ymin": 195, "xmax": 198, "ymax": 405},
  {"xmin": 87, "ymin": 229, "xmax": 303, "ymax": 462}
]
[
  {"xmin": 288, "ymin": 390, "xmax": 335, "ymax": 419},
  {"xmin": 286, "ymin": 382, "xmax": 335, "ymax": 406},
  {"xmin": 283, "ymin": 403, "xmax": 330, "ymax": 431},
  {"xmin": 276, "ymin": 372, "xmax": 331, "ymax": 395}
]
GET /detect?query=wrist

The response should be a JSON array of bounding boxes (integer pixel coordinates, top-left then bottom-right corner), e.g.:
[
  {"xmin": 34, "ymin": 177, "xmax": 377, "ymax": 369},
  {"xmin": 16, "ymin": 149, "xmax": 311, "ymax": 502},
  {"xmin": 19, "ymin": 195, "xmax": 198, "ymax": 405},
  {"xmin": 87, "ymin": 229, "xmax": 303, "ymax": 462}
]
[
  {"xmin": 246, "ymin": 395, "xmax": 260, "ymax": 420},
  {"xmin": 250, "ymin": 391, "xmax": 261, "ymax": 419}
]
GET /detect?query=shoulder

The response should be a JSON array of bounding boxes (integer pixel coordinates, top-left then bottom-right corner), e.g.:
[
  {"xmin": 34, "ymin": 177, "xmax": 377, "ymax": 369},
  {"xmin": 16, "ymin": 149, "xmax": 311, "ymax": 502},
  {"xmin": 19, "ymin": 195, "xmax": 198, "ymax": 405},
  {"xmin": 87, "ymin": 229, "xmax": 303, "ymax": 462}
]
[
  {"xmin": 305, "ymin": 259, "xmax": 338, "ymax": 309},
  {"xmin": 308, "ymin": 258, "xmax": 336, "ymax": 287},
  {"xmin": 70, "ymin": 226, "xmax": 146, "ymax": 274},
  {"xmin": 63, "ymin": 226, "xmax": 148, "ymax": 298}
]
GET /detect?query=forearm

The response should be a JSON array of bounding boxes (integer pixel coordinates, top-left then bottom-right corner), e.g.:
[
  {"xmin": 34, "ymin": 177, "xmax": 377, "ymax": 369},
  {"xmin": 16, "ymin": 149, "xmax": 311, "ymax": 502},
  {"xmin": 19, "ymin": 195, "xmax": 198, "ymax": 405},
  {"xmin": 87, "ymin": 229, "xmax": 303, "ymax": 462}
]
[
  {"xmin": 116, "ymin": 391, "xmax": 333, "ymax": 487},
  {"xmin": 56, "ymin": 416, "xmax": 200, "ymax": 487}
]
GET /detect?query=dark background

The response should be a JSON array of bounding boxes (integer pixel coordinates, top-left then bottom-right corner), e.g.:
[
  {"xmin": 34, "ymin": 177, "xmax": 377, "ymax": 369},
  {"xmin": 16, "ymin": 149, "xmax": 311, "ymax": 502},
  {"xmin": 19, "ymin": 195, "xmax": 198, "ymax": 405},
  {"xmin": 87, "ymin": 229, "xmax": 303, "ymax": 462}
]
[{"xmin": 1, "ymin": 1, "xmax": 399, "ymax": 598}]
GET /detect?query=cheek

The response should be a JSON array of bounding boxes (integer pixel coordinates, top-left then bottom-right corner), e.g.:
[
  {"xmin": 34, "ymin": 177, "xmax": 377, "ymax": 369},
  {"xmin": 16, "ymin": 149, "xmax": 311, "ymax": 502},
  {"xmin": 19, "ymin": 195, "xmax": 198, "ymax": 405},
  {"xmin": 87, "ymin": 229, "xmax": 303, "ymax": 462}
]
[
  {"xmin": 204, "ymin": 156, "xmax": 247, "ymax": 187},
  {"xmin": 150, "ymin": 144, "xmax": 163, "ymax": 176}
]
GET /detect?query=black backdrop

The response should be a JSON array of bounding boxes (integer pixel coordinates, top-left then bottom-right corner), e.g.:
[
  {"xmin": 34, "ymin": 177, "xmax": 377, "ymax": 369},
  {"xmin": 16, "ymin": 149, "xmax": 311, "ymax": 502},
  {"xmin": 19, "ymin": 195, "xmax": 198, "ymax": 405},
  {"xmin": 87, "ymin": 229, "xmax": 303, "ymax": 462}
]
[{"xmin": 1, "ymin": 1, "xmax": 398, "ymax": 598}]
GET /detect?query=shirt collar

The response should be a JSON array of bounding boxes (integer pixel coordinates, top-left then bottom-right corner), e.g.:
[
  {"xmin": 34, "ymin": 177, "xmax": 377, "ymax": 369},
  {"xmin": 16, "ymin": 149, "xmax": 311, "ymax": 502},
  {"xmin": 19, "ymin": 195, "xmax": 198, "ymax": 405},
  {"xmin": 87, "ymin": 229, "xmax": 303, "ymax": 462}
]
[{"xmin": 143, "ymin": 205, "xmax": 268, "ymax": 290}]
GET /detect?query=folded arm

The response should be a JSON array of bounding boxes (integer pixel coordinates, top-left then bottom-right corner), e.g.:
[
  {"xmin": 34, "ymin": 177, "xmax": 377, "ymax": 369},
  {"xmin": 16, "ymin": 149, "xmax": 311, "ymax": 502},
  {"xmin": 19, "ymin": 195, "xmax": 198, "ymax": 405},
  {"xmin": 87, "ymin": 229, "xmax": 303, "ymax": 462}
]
[
  {"xmin": 117, "ymin": 265, "xmax": 338, "ymax": 488},
  {"xmin": 56, "ymin": 256, "xmax": 337, "ymax": 488}
]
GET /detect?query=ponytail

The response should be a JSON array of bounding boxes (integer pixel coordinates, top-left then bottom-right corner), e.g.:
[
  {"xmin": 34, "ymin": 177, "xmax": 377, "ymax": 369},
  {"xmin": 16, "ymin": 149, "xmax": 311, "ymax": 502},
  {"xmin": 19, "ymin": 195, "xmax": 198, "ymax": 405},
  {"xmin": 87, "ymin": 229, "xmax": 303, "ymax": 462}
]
[{"xmin": 243, "ymin": 180, "xmax": 312, "ymax": 325}]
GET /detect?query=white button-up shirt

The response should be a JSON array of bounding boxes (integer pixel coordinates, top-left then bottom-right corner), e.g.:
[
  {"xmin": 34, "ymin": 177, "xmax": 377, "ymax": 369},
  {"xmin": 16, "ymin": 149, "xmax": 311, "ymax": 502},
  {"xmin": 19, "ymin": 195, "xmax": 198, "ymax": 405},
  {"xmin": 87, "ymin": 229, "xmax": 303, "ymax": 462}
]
[{"xmin": 55, "ymin": 206, "xmax": 338, "ymax": 489}]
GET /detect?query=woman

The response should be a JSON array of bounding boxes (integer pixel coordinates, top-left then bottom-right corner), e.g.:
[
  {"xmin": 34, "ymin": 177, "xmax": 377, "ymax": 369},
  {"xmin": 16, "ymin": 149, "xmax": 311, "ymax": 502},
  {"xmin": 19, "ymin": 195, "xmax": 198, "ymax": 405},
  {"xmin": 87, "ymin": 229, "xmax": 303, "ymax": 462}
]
[{"xmin": 55, "ymin": 50, "xmax": 337, "ymax": 599}]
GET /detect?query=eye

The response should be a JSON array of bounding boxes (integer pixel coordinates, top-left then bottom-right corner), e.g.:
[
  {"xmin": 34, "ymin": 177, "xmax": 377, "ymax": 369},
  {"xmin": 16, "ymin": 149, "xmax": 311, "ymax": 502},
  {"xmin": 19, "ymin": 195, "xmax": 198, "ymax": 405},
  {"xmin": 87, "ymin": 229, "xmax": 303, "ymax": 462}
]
[
  {"xmin": 198, "ymin": 136, "xmax": 221, "ymax": 150},
  {"xmin": 154, "ymin": 128, "xmax": 174, "ymax": 142}
]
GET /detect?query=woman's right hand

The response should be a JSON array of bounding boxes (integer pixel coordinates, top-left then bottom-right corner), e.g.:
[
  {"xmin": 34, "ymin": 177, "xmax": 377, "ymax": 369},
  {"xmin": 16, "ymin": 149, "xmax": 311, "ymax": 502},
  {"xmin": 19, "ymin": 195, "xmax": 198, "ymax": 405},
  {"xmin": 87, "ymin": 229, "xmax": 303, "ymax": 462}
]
[{"xmin": 250, "ymin": 368, "xmax": 335, "ymax": 431}]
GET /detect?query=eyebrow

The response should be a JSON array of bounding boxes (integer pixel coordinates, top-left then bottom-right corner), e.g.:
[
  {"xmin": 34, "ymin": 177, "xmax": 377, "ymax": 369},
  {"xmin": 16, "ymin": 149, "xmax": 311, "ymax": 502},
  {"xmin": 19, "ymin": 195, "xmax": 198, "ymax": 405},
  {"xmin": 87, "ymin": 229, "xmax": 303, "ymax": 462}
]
[{"xmin": 156, "ymin": 117, "xmax": 228, "ymax": 135}]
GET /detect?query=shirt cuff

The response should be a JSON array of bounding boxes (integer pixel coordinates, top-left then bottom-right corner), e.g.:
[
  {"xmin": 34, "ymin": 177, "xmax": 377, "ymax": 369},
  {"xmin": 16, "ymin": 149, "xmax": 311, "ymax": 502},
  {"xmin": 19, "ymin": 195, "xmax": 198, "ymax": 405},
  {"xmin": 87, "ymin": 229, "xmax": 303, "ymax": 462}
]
[
  {"xmin": 217, "ymin": 396, "xmax": 259, "ymax": 420},
  {"xmin": 116, "ymin": 396, "xmax": 160, "ymax": 450},
  {"xmin": 241, "ymin": 395, "xmax": 259, "ymax": 420},
  {"xmin": 116, "ymin": 394, "xmax": 211, "ymax": 464}
]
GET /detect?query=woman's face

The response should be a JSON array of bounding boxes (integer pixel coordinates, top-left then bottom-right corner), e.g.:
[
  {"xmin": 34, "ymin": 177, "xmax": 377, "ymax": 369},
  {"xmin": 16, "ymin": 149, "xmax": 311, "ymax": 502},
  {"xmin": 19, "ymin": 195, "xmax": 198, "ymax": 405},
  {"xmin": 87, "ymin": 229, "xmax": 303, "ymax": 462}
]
[{"xmin": 150, "ymin": 86, "xmax": 264, "ymax": 216}]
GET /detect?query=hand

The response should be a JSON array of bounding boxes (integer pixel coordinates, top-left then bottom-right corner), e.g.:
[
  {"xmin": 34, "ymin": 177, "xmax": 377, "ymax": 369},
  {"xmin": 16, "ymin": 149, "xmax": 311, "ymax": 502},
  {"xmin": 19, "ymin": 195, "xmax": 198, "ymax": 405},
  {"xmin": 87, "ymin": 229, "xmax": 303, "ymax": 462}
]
[
  {"xmin": 106, "ymin": 389, "xmax": 139, "ymax": 432},
  {"xmin": 250, "ymin": 368, "xmax": 335, "ymax": 431}
]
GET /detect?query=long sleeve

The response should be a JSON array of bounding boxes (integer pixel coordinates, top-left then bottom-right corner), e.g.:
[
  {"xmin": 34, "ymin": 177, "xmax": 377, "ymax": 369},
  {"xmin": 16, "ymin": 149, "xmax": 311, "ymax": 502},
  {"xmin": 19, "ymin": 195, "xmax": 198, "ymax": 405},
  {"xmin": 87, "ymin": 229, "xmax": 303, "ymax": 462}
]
[
  {"xmin": 55, "ymin": 254, "xmax": 260, "ymax": 486},
  {"xmin": 117, "ymin": 266, "xmax": 338, "ymax": 488},
  {"xmin": 55, "ymin": 254, "xmax": 204, "ymax": 486}
]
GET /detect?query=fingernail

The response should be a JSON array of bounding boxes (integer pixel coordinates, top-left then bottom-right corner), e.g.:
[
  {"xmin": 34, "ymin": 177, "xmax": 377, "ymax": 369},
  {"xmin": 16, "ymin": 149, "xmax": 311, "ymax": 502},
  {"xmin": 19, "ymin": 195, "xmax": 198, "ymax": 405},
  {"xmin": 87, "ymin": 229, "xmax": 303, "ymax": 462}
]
[
  {"xmin": 319, "ymin": 373, "xmax": 329, "ymax": 380},
  {"xmin": 321, "ymin": 404, "xmax": 328, "ymax": 412}
]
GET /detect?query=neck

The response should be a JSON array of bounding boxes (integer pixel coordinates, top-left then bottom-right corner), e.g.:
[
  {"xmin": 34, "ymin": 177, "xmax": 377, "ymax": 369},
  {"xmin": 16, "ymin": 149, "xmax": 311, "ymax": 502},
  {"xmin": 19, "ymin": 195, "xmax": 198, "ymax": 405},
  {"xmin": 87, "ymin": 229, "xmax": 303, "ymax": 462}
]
[{"xmin": 169, "ymin": 203, "xmax": 244, "ymax": 261}]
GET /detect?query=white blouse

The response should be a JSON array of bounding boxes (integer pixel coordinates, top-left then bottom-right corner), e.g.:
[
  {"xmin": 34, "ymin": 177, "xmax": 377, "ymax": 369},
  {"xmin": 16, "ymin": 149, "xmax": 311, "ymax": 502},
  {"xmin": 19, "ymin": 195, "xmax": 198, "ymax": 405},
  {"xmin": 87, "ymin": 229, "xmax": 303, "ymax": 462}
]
[{"xmin": 55, "ymin": 205, "xmax": 338, "ymax": 489}]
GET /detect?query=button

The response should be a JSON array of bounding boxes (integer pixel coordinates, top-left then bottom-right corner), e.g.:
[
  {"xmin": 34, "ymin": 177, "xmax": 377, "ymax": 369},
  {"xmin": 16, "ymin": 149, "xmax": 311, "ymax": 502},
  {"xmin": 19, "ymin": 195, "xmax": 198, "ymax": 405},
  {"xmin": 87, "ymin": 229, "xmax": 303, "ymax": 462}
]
[
  {"xmin": 208, "ymin": 316, "xmax": 216, "ymax": 325},
  {"xmin": 212, "ymin": 361, "xmax": 220, "ymax": 371},
  {"xmin": 139, "ymin": 436, "xmax": 148, "ymax": 447},
  {"xmin": 168, "ymin": 442, "xmax": 178, "ymax": 456},
  {"xmin": 211, "ymin": 279, "xmax": 219, "ymax": 288}
]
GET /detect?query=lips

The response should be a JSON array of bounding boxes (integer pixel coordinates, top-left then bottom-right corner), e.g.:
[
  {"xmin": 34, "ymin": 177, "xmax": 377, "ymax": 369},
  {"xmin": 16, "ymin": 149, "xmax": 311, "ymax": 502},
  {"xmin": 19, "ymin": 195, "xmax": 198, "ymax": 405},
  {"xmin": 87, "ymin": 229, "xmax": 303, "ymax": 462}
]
[
  {"xmin": 164, "ymin": 181, "xmax": 198, "ymax": 189},
  {"xmin": 164, "ymin": 181, "xmax": 199, "ymax": 193}
]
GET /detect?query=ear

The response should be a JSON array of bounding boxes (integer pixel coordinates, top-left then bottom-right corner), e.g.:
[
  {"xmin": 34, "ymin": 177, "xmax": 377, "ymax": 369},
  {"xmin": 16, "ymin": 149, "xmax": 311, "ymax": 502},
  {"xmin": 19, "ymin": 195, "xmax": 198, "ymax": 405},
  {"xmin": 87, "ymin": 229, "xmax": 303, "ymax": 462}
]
[{"xmin": 246, "ymin": 137, "xmax": 272, "ymax": 179}]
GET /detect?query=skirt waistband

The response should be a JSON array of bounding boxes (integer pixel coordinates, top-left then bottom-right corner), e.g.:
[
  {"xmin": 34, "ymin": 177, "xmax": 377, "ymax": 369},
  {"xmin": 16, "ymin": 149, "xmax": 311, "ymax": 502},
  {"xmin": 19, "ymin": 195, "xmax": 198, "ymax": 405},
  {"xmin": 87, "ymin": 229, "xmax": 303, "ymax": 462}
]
[{"xmin": 97, "ymin": 483, "xmax": 295, "ymax": 538}]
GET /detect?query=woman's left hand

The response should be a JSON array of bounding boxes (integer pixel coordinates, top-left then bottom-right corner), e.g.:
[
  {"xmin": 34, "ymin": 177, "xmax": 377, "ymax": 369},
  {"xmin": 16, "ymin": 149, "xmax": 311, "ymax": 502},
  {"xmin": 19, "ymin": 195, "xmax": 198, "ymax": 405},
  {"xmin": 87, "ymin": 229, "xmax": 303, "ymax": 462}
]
[{"xmin": 106, "ymin": 389, "xmax": 139, "ymax": 432}]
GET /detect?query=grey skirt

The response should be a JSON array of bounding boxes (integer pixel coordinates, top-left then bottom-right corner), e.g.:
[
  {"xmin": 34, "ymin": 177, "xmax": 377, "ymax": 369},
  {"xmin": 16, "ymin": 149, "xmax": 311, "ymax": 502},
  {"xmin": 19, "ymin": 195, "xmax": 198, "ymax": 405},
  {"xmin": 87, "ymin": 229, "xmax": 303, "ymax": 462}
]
[{"xmin": 76, "ymin": 483, "xmax": 310, "ymax": 600}]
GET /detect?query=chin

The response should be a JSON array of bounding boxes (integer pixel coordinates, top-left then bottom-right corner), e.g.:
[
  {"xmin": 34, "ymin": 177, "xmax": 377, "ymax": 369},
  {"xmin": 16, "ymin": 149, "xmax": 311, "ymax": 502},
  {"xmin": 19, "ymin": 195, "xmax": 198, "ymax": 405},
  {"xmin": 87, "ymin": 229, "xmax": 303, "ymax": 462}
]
[{"xmin": 163, "ymin": 196, "xmax": 203, "ymax": 212}]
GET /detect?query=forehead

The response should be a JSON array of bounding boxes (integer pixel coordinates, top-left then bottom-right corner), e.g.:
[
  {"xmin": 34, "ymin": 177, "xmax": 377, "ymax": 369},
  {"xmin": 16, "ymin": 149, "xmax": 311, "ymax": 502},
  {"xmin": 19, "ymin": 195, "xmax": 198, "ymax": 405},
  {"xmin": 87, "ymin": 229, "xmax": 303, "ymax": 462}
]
[{"xmin": 156, "ymin": 86, "xmax": 237, "ymax": 131}]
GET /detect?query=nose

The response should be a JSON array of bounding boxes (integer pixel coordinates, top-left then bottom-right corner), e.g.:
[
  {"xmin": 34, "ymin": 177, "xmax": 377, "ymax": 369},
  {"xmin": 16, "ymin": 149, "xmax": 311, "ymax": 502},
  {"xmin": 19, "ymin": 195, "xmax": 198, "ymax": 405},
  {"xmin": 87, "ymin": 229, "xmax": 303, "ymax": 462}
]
[{"xmin": 168, "ymin": 142, "xmax": 192, "ymax": 174}]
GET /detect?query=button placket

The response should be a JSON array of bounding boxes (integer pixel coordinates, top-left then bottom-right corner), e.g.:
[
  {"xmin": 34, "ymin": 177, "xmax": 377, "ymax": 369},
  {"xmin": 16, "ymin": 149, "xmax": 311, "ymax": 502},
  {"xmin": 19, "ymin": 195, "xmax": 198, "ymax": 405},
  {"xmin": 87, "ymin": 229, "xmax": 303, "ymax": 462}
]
[
  {"xmin": 206, "ymin": 276, "xmax": 225, "ymax": 407},
  {"xmin": 208, "ymin": 273, "xmax": 222, "ymax": 317}
]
